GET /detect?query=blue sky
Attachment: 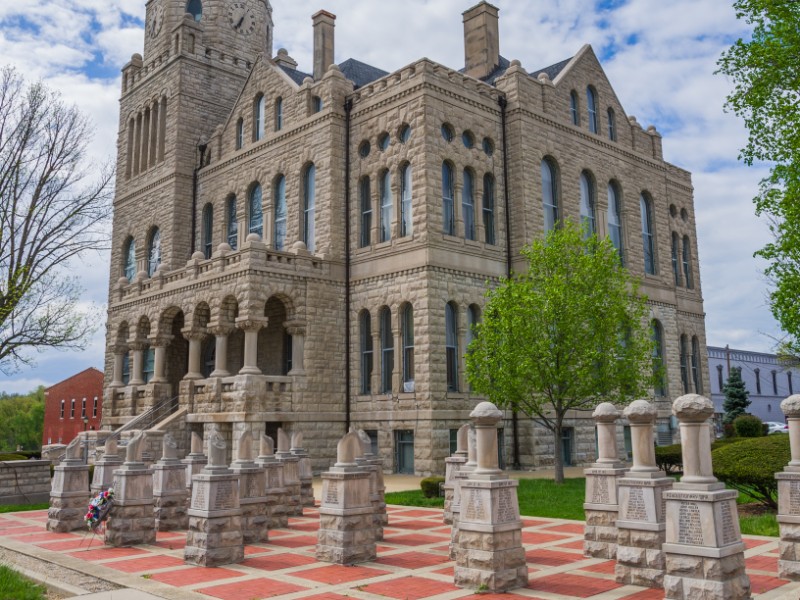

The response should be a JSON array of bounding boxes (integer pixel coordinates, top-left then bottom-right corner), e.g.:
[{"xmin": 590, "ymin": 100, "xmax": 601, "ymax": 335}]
[{"xmin": 0, "ymin": 0, "xmax": 776, "ymax": 394}]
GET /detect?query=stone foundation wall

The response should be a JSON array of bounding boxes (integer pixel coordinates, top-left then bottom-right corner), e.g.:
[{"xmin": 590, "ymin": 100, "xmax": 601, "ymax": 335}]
[{"xmin": 0, "ymin": 461, "xmax": 51, "ymax": 505}]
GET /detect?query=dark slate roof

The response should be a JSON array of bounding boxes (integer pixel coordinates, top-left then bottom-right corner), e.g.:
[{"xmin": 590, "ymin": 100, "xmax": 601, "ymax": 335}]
[
  {"xmin": 530, "ymin": 56, "xmax": 573, "ymax": 82},
  {"xmin": 279, "ymin": 64, "xmax": 312, "ymax": 86},
  {"xmin": 338, "ymin": 58, "xmax": 389, "ymax": 89},
  {"xmin": 477, "ymin": 55, "xmax": 511, "ymax": 85}
]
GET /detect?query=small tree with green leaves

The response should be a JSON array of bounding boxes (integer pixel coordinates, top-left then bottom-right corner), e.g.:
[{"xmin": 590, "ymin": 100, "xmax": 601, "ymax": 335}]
[
  {"xmin": 723, "ymin": 367, "xmax": 751, "ymax": 424},
  {"xmin": 466, "ymin": 221, "xmax": 655, "ymax": 483}
]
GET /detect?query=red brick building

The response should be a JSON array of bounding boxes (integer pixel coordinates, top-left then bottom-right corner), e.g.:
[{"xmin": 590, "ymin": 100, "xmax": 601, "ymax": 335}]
[{"xmin": 42, "ymin": 368, "xmax": 104, "ymax": 447}]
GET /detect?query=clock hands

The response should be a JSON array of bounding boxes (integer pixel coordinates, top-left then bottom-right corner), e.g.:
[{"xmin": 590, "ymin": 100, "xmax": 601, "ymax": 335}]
[{"xmin": 235, "ymin": 14, "xmax": 244, "ymax": 29}]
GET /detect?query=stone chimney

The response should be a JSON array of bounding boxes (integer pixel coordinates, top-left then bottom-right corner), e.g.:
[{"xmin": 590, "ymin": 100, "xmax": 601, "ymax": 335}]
[
  {"xmin": 463, "ymin": 2, "xmax": 500, "ymax": 80},
  {"xmin": 312, "ymin": 10, "xmax": 336, "ymax": 80}
]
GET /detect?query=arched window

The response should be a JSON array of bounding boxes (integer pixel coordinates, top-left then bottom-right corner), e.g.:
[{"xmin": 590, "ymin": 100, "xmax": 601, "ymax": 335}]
[
  {"xmin": 541, "ymin": 158, "xmax": 559, "ymax": 234},
  {"xmin": 360, "ymin": 311, "xmax": 373, "ymax": 394},
  {"xmin": 379, "ymin": 307, "xmax": 393, "ymax": 393},
  {"xmin": 248, "ymin": 183, "xmax": 263, "ymax": 238},
  {"xmin": 143, "ymin": 346, "xmax": 155, "ymax": 383},
  {"xmin": 463, "ymin": 169, "xmax": 475, "ymax": 241},
  {"xmin": 186, "ymin": 0, "xmax": 202, "ymax": 21},
  {"xmin": 274, "ymin": 176, "xmax": 286, "ymax": 251},
  {"xmin": 445, "ymin": 302, "xmax": 459, "ymax": 392},
  {"xmin": 202, "ymin": 204, "xmax": 213, "ymax": 259},
  {"xmin": 587, "ymin": 86, "xmax": 598, "ymax": 133},
  {"xmin": 236, "ymin": 118, "xmax": 244, "ymax": 150},
  {"xmin": 483, "ymin": 174, "xmax": 495, "ymax": 245},
  {"xmin": 122, "ymin": 353, "xmax": 130, "ymax": 385},
  {"xmin": 570, "ymin": 90, "xmax": 579, "ymax": 125},
  {"xmin": 360, "ymin": 176, "xmax": 371, "ymax": 248},
  {"xmin": 400, "ymin": 163, "xmax": 412, "ymax": 237},
  {"xmin": 607, "ymin": 108, "xmax": 617, "ymax": 141},
  {"xmin": 227, "ymin": 195, "xmax": 238, "ymax": 249},
  {"xmin": 692, "ymin": 336, "xmax": 702, "ymax": 393},
  {"xmin": 275, "ymin": 97, "xmax": 283, "ymax": 131},
  {"xmin": 147, "ymin": 228, "xmax": 161, "ymax": 276},
  {"xmin": 651, "ymin": 320, "xmax": 665, "ymax": 396},
  {"xmin": 671, "ymin": 232, "xmax": 681, "ymax": 286},
  {"xmin": 607, "ymin": 182, "xmax": 623, "ymax": 262},
  {"xmin": 640, "ymin": 194, "xmax": 655, "ymax": 274},
  {"xmin": 683, "ymin": 236, "xmax": 693, "ymax": 289},
  {"xmin": 380, "ymin": 170, "xmax": 392, "ymax": 243},
  {"xmin": 579, "ymin": 171, "xmax": 596, "ymax": 236},
  {"xmin": 124, "ymin": 238, "xmax": 136, "ymax": 281},
  {"xmin": 303, "ymin": 164, "xmax": 316, "ymax": 252},
  {"xmin": 402, "ymin": 304, "xmax": 414, "ymax": 388},
  {"xmin": 680, "ymin": 334, "xmax": 689, "ymax": 394},
  {"xmin": 254, "ymin": 94, "xmax": 265, "ymax": 141},
  {"xmin": 202, "ymin": 340, "xmax": 215, "ymax": 378},
  {"xmin": 442, "ymin": 162, "xmax": 455, "ymax": 235}
]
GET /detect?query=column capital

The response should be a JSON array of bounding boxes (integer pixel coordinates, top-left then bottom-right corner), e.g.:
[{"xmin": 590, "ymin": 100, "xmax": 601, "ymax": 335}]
[
  {"xmin": 207, "ymin": 324, "xmax": 233, "ymax": 337},
  {"xmin": 110, "ymin": 343, "xmax": 129, "ymax": 355},
  {"xmin": 284, "ymin": 320, "xmax": 306, "ymax": 336},
  {"xmin": 127, "ymin": 340, "xmax": 147, "ymax": 352},
  {"xmin": 235, "ymin": 316, "xmax": 268, "ymax": 332},
  {"xmin": 181, "ymin": 327, "xmax": 207, "ymax": 342},
  {"xmin": 148, "ymin": 333, "xmax": 173, "ymax": 348}
]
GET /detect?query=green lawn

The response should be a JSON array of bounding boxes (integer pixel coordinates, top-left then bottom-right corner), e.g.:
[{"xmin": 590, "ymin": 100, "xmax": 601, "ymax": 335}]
[
  {"xmin": 0, "ymin": 503, "xmax": 48, "ymax": 514},
  {"xmin": 0, "ymin": 565, "xmax": 47, "ymax": 600}
]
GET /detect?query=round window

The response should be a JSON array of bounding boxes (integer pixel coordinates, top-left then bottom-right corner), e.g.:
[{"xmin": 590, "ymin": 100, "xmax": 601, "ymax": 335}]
[
  {"xmin": 358, "ymin": 140, "xmax": 371, "ymax": 158},
  {"xmin": 462, "ymin": 130, "xmax": 475, "ymax": 149},
  {"xmin": 441, "ymin": 123, "xmax": 455, "ymax": 143}
]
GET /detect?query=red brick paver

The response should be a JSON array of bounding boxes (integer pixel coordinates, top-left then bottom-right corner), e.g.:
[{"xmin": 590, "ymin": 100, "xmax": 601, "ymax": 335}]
[
  {"xmin": 105, "ymin": 555, "xmax": 185, "ymax": 573},
  {"xmin": 527, "ymin": 573, "xmax": 622, "ymax": 598},
  {"xmin": 375, "ymin": 551, "xmax": 450, "ymax": 569},
  {"xmin": 198, "ymin": 577, "xmax": 308, "ymax": 600},
  {"xmin": 68, "ymin": 546, "xmax": 148, "ymax": 560},
  {"xmin": 241, "ymin": 553, "xmax": 317, "ymax": 571},
  {"xmin": 150, "ymin": 566, "xmax": 241, "ymax": 587},
  {"xmin": 292, "ymin": 564, "xmax": 390, "ymax": 584},
  {"xmin": 358, "ymin": 575, "xmax": 459, "ymax": 600}
]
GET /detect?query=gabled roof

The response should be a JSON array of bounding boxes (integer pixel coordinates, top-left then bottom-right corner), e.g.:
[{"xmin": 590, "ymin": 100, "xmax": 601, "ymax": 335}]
[
  {"xmin": 338, "ymin": 59, "xmax": 389, "ymax": 89},
  {"xmin": 44, "ymin": 367, "xmax": 103, "ymax": 394},
  {"xmin": 279, "ymin": 64, "xmax": 313, "ymax": 86}
]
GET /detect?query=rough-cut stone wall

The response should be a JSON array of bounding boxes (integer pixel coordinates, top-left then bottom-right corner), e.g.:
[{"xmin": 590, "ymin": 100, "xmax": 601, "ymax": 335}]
[{"xmin": 0, "ymin": 461, "xmax": 51, "ymax": 505}]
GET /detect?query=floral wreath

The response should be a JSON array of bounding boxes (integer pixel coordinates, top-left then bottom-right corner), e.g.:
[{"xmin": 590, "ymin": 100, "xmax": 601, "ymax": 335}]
[{"xmin": 85, "ymin": 488, "xmax": 114, "ymax": 532}]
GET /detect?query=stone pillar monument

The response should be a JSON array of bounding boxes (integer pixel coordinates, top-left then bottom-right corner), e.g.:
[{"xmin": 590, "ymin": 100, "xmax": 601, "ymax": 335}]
[
  {"xmin": 583, "ymin": 402, "xmax": 627, "ymax": 559},
  {"xmin": 663, "ymin": 394, "xmax": 750, "ymax": 600},
  {"xmin": 255, "ymin": 433, "xmax": 289, "ymax": 528},
  {"xmin": 152, "ymin": 432, "xmax": 189, "ymax": 531},
  {"xmin": 615, "ymin": 400, "xmax": 674, "ymax": 588},
  {"xmin": 105, "ymin": 431, "xmax": 156, "ymax": 546},
  {"xmin": 291, "ymin": 431, "xmax": 315, "ymax": 508},
  {"xmin": 444, "ymin": 423, "xmax": 469, "ymax": 524},
  {"xmin": 276, "ymin": 428, "xmax": 302, "ymax": 516},
  {"xmin": 454, "ymin": 402, "xmax": 527, "ymax": 592},
  {"xmin": 231, "ymin": 430, "xmax": 269, "ymax": 544},
  {"xmin": 47, "ymin": 436, "xmax": 90, "ymax": 532},
  {"xmin": 91, "ymin": 436, "xmax": 122, "ymax": 495},
  {"xmin": 182, "ymin": 431, "xmax": 208, "ymax": 489},
  {"xmin": 355, "ymin": 429, "xmax": 387, "ymax": 540},
  {"xmin": 316, "ymin": 431, "xmax": 376, "ymax": 564},
  {"xmin": 450, "ymin": 425, "xmax": 477, "ymax": 559},
  {"xmin": 185, "ymin": 425, "xmax": 244, "ymax": 567},
  {"xmin": 776, "ymin": 394, "xmax": 800, "ymax": 579}
]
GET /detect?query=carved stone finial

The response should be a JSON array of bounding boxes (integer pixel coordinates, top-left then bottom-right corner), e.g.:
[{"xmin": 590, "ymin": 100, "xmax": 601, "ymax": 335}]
[
  {"xmin": 162, "ymin": 432, "xmax": 178, "ymax": 460},
  {"xmin": 190, "ymin": 431, "xmax": 203, "ymax": 454},
  {"xmin": 356, "ymin": 429, "xmax": 372, "ymax": 456},
  {"xmin": 105, "ymin": 437, "xmax": 118, "ymax": 458},
  {"xmin": 64, "ymin": 435, "xmax": 82, "ymax": 461},
  {"xmin": 290, "ymin": 431, "xmax": 303, "ymax": 450},
  {"xmin": 672, "ymin": 394, "xmax": 714, "ymax": 423},
  {"xmin": 470, "ymin": 401, "xmax": 503, "ymax": 426},
  {"xmin": 237, "ymin": 430, "xmax": 253, "ymax": 462},
  {"xmin": 782, "ymin": 395, "xmax": 800, "ymax": 419},
  {"xmin": 125, "ymin": 431, "xmax": 147, "ymax": 463},
  {"xmin": 260, "ymin": 433, "xmax": 274, "ymax": 457},
  {"xmin": 456, "ymin": 423, "xmax": 469, "ymax": 454},
  {"xmin": 593, "ymin": 402, "xmax": 621, "ymax": 423},
  {"xmin": 277, "ymin": 428, "xmax": 290, "ymax": 453},
  {"xmin": 335, "ymin": 431, "xmax": 362, "ymax": 467},
  {"xmin": 208, "ymin": 425, "xmax": 227, "ymax": 467},
  {"xmin": 624, "ymin": 399, "xmax": 657, "ymax": 424}
]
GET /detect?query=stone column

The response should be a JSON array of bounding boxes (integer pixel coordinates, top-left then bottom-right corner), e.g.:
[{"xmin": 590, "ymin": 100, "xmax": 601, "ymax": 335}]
[
  {"xmin": 182, "ymin": 431, "xmax": 208, "ymax": 489},
  {"xmin": 285, "ymin": 321, "xmax": 306, "ymax": 375},
  {"xmin": 583, "ymin": 402, "xmax": 627, "ymax": 559},
  {"xmin": 777, "ymin": 395, "xmax": 800, "ymax": 579},
  {"xmin": 105, "ymin": 431, "xmax": 156, "ymax": 546},
  {"xmin": 663, "ymin": 394, "xmax": 750, "ymax": 600},
  {"xmin": 149, "ymin": 334, "xmax": 172, "ymax": 383},
  {"xmin": 185, "ymin": 426, "xmax": 244, "ymax": 567},
  {"xmin": 615, "ymin": 400, "xmax": 674, "ymax": 588},
  {"xmin": 182, "ymin": 328, "xmax": 206, "ymax": 380},
  {"xmin": 291, "ymin": 431, "xmax": 315, "ymax": 508},
  {"xmin": 110, "ymin": 347, "xmax": 127, "ymax": 387},
  {"xmin": 316, "ymin": 431, "xmax": 376, "ymax": 564},
  {"xmin": 355, "ymin": 429, "xmax": 386, "ymax": 540},
  {"xmin": 153, "ymin": 433, "xmax": 189, "ymax": 531},
  {"xmin": 454, "ymin": 402, "xmax": 527, "ymax": 592},
  {"xmin": 208, "ymin": 325, "xmax": 231, "ymax": 377},
  {"xmin": 47, "ymin": 437, "xmax": 90, "ymax": 533},
  {"xmin": 91, "ymin": 436, "xmax": 123, "ymax": 495},
  {"xmin": 444, "ymin": 423, "xmax": 469, "ymax": 525},
  {"xmin": 255, "ymin": 433, "xmax": 289, "ymax": 528},
  {"xmin": 128, "ymin": 341, "xmax": 146, "ymax": 385},
  {"xmin": 450, "ymin": 424, "xmax": 476, "ymax": 559},
  {"xmin": 276, "ymin": 428, "xmax": 302, "ymax": 516},
  {"xmin": 236, "ymin": 317, "xmax": 265, "ymax": 375},
  {"xmin": 230, "ymin": 430, "xmax": 269, "ymax": 544}
]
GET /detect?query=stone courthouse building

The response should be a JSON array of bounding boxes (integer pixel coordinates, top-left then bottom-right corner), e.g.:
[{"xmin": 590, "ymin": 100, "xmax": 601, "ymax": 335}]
[{"xmin": 102, "ymin": 0, "xmax": 709, "ymax": 474}]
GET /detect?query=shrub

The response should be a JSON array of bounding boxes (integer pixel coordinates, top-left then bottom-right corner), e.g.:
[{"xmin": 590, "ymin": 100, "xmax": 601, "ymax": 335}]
[
  {"xmin": 655, "ymin": 444, "xmax": 682, "ymax": 474},
  {"xmin": 711, "ymin": 437, "xmax": 747, "ymax": 450},
  {"xmin": 0, "ymin": 453, "xmax": 28, "ymax": 461},
  {"xmin": 712, "ymin": 434, "xmax": 790, "ymax": 508},
  {"xmin": 723, "ymin": 423, "xmax": 736, "ymax": 439},
  {"xmin": 734, "ymin": 415, "xmax": 764, "ymax": 438},
  {"xmin": 420, "ymin": 476, "xmax": 445, "ymax": 498}
]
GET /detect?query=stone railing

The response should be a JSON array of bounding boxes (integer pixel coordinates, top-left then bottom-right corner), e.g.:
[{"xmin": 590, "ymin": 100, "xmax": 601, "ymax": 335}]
[{"xmin": 182, "ymin": 374, "xmax": 295, "ymax": 415}]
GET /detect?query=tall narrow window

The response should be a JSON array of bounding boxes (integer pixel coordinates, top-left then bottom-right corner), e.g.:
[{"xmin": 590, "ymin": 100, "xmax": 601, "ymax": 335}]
[
  {"xmin": 682, "ymin": 236, "xmax": 693, "ymax": 289},
  {"xmin": 446, "ymin": 302, "xmax": 459, "ymax": 392},
  {"xmin": 791, "ymin": 372, "xmax": 795, "ymax": 395},
  {"xmin": 202, "ymin": 204, "xmax": 213, "ymax": 259},
  {"xmin": 380, "ymin": 307, "xmax": 393, "ymax": 393},
  {"xmin": 570, "ymin": 90, "xmax": 579, "ymax": 125},
  {"xmin": 186, "ymin": 0, "xmax": 202, "ymax": 21},
  {"xmin": 483, "ymin": 174, "xmax": 495, "ymax": 245},
  {"xmin": 640, "ymin": 194, "xmax": 655, "ymax": 274},
  {"xmin": 463, "ymin": 169, "xmax": 475, "ymax": 241},
  {"xmin": 579, "ymin": 171, "xmax": 595, "ymax": 236},
  {"xmin": 360, "ymin": 311, "xmax": 373, "ymax": 394},
  {"xmin": 81, "ymin": 398, "xmax": 86, "ymax": 418},
  {"xmin": 717, "ymin": 364, "xmax": 724, "ymax": 392},
  {"xmin": 92, "ymin": 397, "xmax": 98, "ymax": 418},
  {"xmin": 400, "ymin": 164, "xmax": 412, "ymax": 237},
  {"xmin": 607, "ymin": 108, "xmax": 616, "ymax": 141},
  {"xmin": 380, "ymin": 170, "xmax": 392, "ymax": 243},
  {"xmin": 671, "ymin": 232, "xmax": 681, "ymax": 286},
  {"xmin": 275, "ymin": 97, "xmax": 283, "ymax": 131},
  {"xmin": 360, "ymin": 176, "xmax": 372, "ymax": 247},
  {"xmin": 60, "ymin": 400, "xmax": 65, "ymax": 418},
  {"xmin": 773, "ymin": 370, "xmax": 778, "ymax": 395},
  {"xmin": 680, "ymin": 334, "xmax": 689, "ymax": 394},
  {"xmin": 124, "ymin": 238, "xmax": 136, "ymax": 281},
  {"xmin": 70, "ymin": 399, "xmax": 75, "ymax": 418},
  {"xmin": 248, "ymin": 183, "xmax": 263, "ymax": 238},
  {"xmin": 402, "ymin": 304, "xmax": 414, "ymax": 388},
  {"xmin": 587, "ymin": 86, "xmax": 597, "ymax": 133},
  {"xmin": 147, "ymin": 228, "xmax": 161, "ymax": 276},
  {"xmin": 227, "ymin": 195, "xmax": 238, "ymax": 249},
  {"xmin": 143, "ymin": 347, "xmax": 155, "ymax": 383},
  {"xmin": 755, "ymin": 367, "xmax": 761, "ymax": 394},
  {"xmin": 122, "ymin": 353, "xmax": 130, "ymax": 384},
  {"xmin": 442, "ymin": 162, "xmax": 455, "ymax": 235},
  {"xmin": 303, "ymin": 164, "xmax": 316, "ymax": 252},
  {"xmin": 236, "ymin": 118, "xmax": 244, "ymax": 149},
  {"xmin": 652, "ymin": 320, "xmax": 665, "ymax": 396},
  {"xmin": 607, "ymin": 182, "xmax": 623, "ymax": 262},
  {"xmin": 274, "ymin": 176, "xmax": 286, "ymax": 251},
  {"xmin": 691, "ymin": 336, "xmax": 702, "ymax": 393},
  {"xmin": 254, "ymin": 94, "xmax": 265, "ymax": 141},
  {"xmin": 284, "ymin": 334, "xmax": 292, "ymax": 374},
  {"xmin": 541, "ymin": 159, "xmax": 559, "ymax": 234}
]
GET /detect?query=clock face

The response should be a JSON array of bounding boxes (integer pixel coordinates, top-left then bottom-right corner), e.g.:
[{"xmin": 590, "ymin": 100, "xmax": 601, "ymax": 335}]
[
  {"xmin": 228, "ymin": 2, "xmax": 256, "ymax": 36},
  {"xmin": 148, "ymin": 4, "xmax": 164, "ymax": 38}
]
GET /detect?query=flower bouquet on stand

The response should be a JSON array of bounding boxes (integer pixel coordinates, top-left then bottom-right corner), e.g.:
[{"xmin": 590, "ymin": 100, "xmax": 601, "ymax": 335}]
[{"xmin": 85, "ymin": 488, "xmax": 115, "ymax": 533}]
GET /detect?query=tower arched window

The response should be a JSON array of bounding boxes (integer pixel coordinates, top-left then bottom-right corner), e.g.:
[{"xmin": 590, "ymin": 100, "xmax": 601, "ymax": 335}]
[
  {"xmin": 227, "ymin": 195, "xmax": 238, "ymax": 250},
  {"xmin": 445, "ymin": 302, "xmax": 459, "ymax": 392},
  {"xmin": 680, "ymin": 334, "xmax": 690, "ymax": 394},
  {"xmin": 640, "ymin": 193, "xmax": 656, "ymax": 274},
  {"xmin": 379, "ymin": 307, "xmax": 393, "ymax": 393},
  {"xmin": 123, "ymin": 238, "xmax": 136, "ymax": 281},
  {"xmin": 360, "ymin": 311, "xmax": 373, "ymax": 394},
  {"xmin": 147, "ymin": 228, "xmax": 161, "ymax": 276},
  {"xmin": 683, "ymin": 235, "xmax": 694, "ymax": 289},
  {"xmin": 607, "ymin": 108, "xmax": 617, "ymax": 141},
  {"xmin": 235, "ymin": 118, "xmax": 244, "ymax": 150},
  {"xmin": 671, "ymin": 232, "xmax": 681, "ymax": 286},
  {"xmin": 541, "ymin": 158, "xmax": 559, "ymax": 234},
  {"xmin": 570, "ymin": 90, "xmax": 579, "ymax": 125},
  {"xmin": 202, "ymin": 204, "xmax": 213, "ymax": 259},
  {"xmin": 380, "ymin": 170, "xmax": 392, "ymax": 243},
  {"xmin": 303, "ymin": 164, "xmax": 316, "ymax": 252},
  {"xmin": 651, "ymin": 320, "xmax": 666, "ymax": 396},
  {"xmin": 360, "ymin": 176, "xmax": 371, "ymax": 248},
  {"xmin": 254, "ymin": 94, "xmax": 265, "ymax": 141},
  {"xmin": 186, "ymin": 0, "xmax": 202, "ymax": 21},
  {"xmin": 607, "ymin": 182, "xmax": 623, "ymax": 262},
  {"xmin": 400, "ymin": 163, "xmax": 412, "ymax": 238},
  {"xmin": 579, "ymin": 171, "xmax": 596, "ymax": 237},
  {"xmin": 442, "ymin": 162, "xmax": 455, "ymax": 235},
  {"xmin": 275, "ymin": 97, "xmax": 283, "ymax": 131},
  {"xmin": 691, "ymin": 336, "xmax": 702, "ymax": 393},
  {"xmin": 401, "ymin": 304, "xmax": 414, "ymax": 388},
  {"xmin": 463, "ymin": 169, "xmax": 475, "ymax": 241},
  {"xmin": 274, "ymin": 176, "xmax": 286, "ymax": 251},
  {"xmin": 587, "ymin": 86, "xmax": 598, "ymax": 133},
  {"xmin": 483, "ymin": 174, "xmax": 495, "ymax": 245},
  {"xmin": 248, "ymin": 183, "xmax": 263, "ymax": 238}
]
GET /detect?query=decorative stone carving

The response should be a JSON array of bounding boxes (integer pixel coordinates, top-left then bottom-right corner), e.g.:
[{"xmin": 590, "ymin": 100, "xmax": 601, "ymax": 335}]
[
  {"xmin": 105, "ymin": 431, "xmax": 155, "ymax": 546},
  {"xmin": 125, "ymin": 430, "xmax": 147, "ymax": 464},
  {"xmin": 208, "ymin": 425, "xmax": 227, "ymax": 468},
  {"xmin": 153, "ymin": 432, "xmax": 189, "ymax": 531},
  {"xmin": 276, "ymin": 427, "xmax": 302, "ymax": 516},
  {"xmin": 182, "ymin": 431, "xmax": 208, "ymax": 489},
  {"xmin": 47, "ymin": 435, "xmax": 90, "ymax": 533},
  {"xmin": 291, "ymin": 430, "xmax": 315, "ymax": 508},
  {"xmin": 444, "ymin": 423, "xmax": 469, "ymax": 524},
  {"xmin": 231, "ymin": 429, "xmax": 268, "ymax": 544},
  {"xmin": 353, "ymin": 428, "xmax": 386, "ymax": 539},
  {"xmin": 255, "ymin": 433, "xmax": 289, "ymax": 529},
  {"xmin": 91, "ymin": 435, "xmax": 123, "ymax": 495},
  {"xmin": 777, "ymin": 394, "xmax": 800, "ymax": 579}
]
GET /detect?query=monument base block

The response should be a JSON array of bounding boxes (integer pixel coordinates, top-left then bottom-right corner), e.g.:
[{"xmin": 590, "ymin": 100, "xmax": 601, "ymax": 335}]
[
  {"xmin": 664, "ymin": 551, "xmax": 750, "ymax": 600},
  {"xmin": 105, "ymin": 501, "xmax": 157, "ymax": 546},
  {"xmin": 154, "ymin": 492, "xmax": 189, "ymax": 531},
  {"xmin": 184, "ymin": 512, "xmax": 244, "ymax": 567},
  {"xmin": 778, "ymin": 520, "xmax": 800, "ymax": 580},
  {"xmin": 615, "ymin": 527, "xmax": 666, "ymax": 588},
  {"xmin": 316, "ymin": 508, "xmax": 376, "ymax": 564},
  {"xmin": 241, "ymin": 500, "xmax": 269, "ymax": 544},
  {"xmin": 583, "ymin": 508, "xmax": 618, "ymax": 559},
  {"xmin": 266, "ymin": 489, "xmax": 289, "ymax": 529},
  {"xmin": 301, "ymin": 477, "xmax": 315, "ymax": 507},
  {"xmin": 47, "ymin": 492, "xmax": 90, "ymax": 533}
]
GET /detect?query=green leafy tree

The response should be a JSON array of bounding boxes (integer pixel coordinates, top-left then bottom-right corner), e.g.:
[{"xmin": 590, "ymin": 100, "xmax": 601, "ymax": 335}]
[
  {"xmin": 466, "ymin": 221, "xmax": 655, "ymax": 483},
  {"xmin": 717, "ymin": 2, "xmax": 800, "ymax": 356},
  {"xmin": 722, "ymin": 367, "xmax": 751, "ymax": 424},
  {"xmin": 0, "ymin": 386, "xmax": 45, "ymax": 451}
]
